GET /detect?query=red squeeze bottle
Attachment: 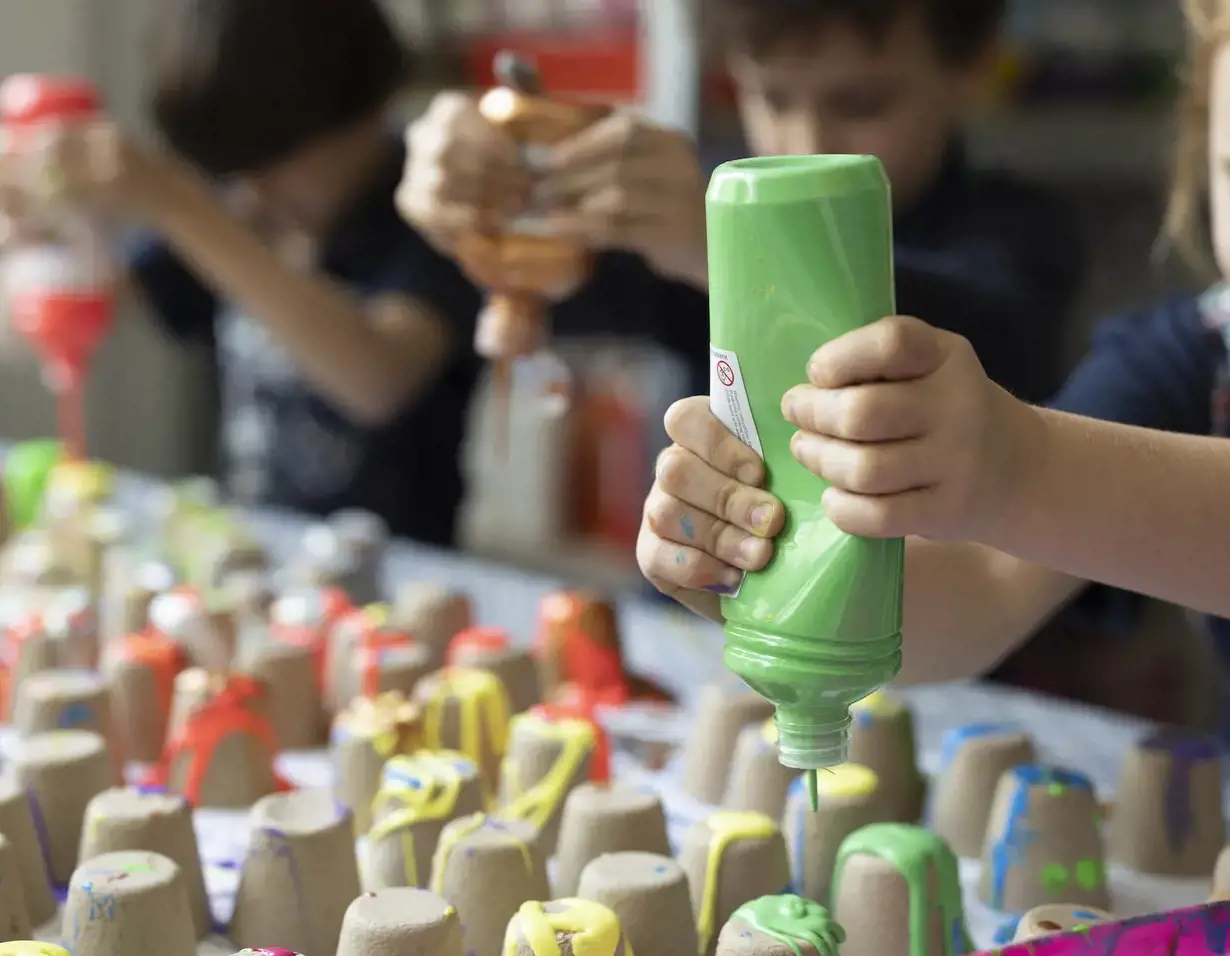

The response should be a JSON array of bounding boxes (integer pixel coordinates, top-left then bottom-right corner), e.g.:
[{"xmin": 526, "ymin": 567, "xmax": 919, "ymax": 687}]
[{"xmin": 0, "ymin": 75, "xmax": 115, "ymax": 461}]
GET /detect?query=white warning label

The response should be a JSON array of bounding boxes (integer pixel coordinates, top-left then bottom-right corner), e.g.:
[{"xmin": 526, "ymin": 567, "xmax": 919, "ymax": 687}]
[
  {"xmin": 709, "ymin": 344, "xmax": 764, "ymax": 600},
  {"xmin": 709, "ymin": 344, "xmax": 764, "ymax": 459}
]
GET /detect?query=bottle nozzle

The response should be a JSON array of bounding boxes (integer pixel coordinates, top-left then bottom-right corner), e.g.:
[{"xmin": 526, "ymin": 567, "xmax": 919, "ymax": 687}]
[{"xmin": 774, "ymin": 706, "xmax": 851, "ymax": 773}]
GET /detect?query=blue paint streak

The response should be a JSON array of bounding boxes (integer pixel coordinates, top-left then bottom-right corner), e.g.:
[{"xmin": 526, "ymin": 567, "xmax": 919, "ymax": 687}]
[
  {"xmin": 992, "ymin": 917, "xmax": 1020, "ymax": 945},
  {"xmin": 1139, "ymin": 729, "xmax": 1221, "ymax": 853},
  {"xmin": 938, "ymin": 722, "xmax": 1019, "ymax": 772}
]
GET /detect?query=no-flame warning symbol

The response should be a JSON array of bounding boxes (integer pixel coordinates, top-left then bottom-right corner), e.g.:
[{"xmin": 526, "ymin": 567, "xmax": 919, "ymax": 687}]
[{"xmin": 716, "ymin": 360, "xmax": 735, "ymax": 387}]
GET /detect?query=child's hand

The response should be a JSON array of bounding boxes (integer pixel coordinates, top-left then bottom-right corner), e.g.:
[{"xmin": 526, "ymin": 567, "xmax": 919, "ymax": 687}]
[
  {"xmin": 397, "ymin": 92, "xmax": 531, "ymax": 254},
  {"xmin": 0, "ymin": 119, "xmax": 165, "ymax": 220},
  {"xmin": 783, "ymin": 315, "xmax": 1045, "ymax": 541},
  {"xmin": 637, "ymin": 396, "xmax": 786, "ymax": 619},
  {"xmin": 536, "ymin": 113, "xmax": 708, "ymax": 287}
]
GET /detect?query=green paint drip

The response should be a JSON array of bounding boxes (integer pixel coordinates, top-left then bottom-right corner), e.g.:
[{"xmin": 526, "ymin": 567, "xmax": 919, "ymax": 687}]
[
  {"xmin": 832, "ymin": 823, "xmax": 971, "ymax": 956},
  {"xmin": 732, "ymin": 894, "xmax": 845, "ymax": 956},
  {"xmin": 806, "ymin": 770, "xmax": 819, "ymax": 812}
]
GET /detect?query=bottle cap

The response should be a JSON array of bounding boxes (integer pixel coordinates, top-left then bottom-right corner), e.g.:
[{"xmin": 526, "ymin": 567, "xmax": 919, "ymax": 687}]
[
  {"xmin": 707, "ymin": 153, "xmax": 889, "ymax": 206},
  {"xmin": 774, "ymin": 705, "xmax": 854, "ymax": 769}
]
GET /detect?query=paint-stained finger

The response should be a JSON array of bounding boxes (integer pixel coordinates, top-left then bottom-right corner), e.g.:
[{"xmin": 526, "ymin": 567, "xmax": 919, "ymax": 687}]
[{"xmin": 643, "ymin": 488, "xmax": 772, "ymax": 572}]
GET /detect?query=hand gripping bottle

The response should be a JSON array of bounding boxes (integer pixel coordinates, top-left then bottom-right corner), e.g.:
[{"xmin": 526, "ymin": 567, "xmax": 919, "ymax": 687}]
[
  {"xmin": 706, "ymin": 155, "xmax": 904, "ymax": 806},
  {"xmin": 0, "ymin": 75, "xmax": 115, "ymax": 461},
  {"xmin": 457, "ymin": 52, "xmax": 608, "ymax": 448}
]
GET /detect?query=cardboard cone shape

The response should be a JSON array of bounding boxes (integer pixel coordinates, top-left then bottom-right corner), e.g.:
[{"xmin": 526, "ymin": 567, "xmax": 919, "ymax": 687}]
[
  {"xmin": 504, "ymin": 899, "xmax": 630, "ymax": 956},
  {"xmin": 847, "ymin": 691, "xmax": 925, "ymax": 823},
  {"xmin": 680, "ymin": 684, "xmax": 774, "ymax": 805},
  {"xmin": 576, "ymin": 852, "xmax": 698, "ymax": 956},
  {"xmin": 230, "ymin": 789, "xmax": 362, "ymax": 954},
  {"xmin": 831, "ymin": 822, "xmax": 971, "ymax": 956},
  {"xmin": 78, "ymin": 787, "xmax": 211, "ymax": 938},
  {"xmin": 104, "ymin": 630, "xmax": 184, "ymax": 762},
  {"xmin": 723, "ymin": 721, "xmax": 798, "ymax": 818},
  {"xmin": 13, "ymin": 668, "xmax": 114, "ymax": 747},
  {"xmin": 393, "ymin": 583, "xmax": 472, "ymax": 670},
  {"xmin": 331, "ymin": 693, "xmax": 422, "ymax": 834},
  {"xmin": 498, "ymin": 710, "xmax": 595, "ymax": 856},
  {"xmin": 415, "ymin": 667, "xmax": 511, "ymax": 786},
  {"xmin": 932, "ymin": 723, "xmax": 1036, "ymax": 858},
  {"xmin": 715, "ymin": 895, "xmax": 846, "ymax": 956},
  {"xmin": 62, "ymin": 851, "xmax": 197, "ymax": 956},
  {"xmin": 1108, "ymin": 728, "xmax": 1224, "ymax": 876},
  {"xmin": 241, "ymin": 641, "xmax": 324, "ymax": 750},
  {"xmin": 554, "ymin": 783, "xmax": 672, "ymax": 896},
  {"xmin": 978, "ymin": 765, "xmax": 1109, "ymax": 913},
  {"xmin": 430, "ymin": 814, "xmax": 549, "ymax": 956},
  {"xmin": 11, "ymin": 729, "xmax": 114, "ymax": 884},
  {"xmin": 784, "ymin": 764, "xmax": 885, "ymax": 903},
  {"xmin": 678, "ymin": 811, "xmax": 792, "ymax": 956},
  {"xmin": 368, "ymin": 751, "xmax": 485, "ymax": 889},
  {"xmin": 0, "ymin": 834, "xmax": 32, "ymax": 940},
  {"xmin": 336, "ymin": 887, "xmax": 464, "ymax": 956},
  {"xmin": 0, "ymin": 774, "xmax": 57, "ymax": 923},
  {"xmin": 449, "ymin": 627, "xmax": 542, "ymax": 715}
]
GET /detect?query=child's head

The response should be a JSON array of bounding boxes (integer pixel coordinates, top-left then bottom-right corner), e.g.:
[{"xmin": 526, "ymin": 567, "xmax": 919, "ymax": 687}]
[
  {"xmin": 148, "ymin": 0, "xmax": 408, "ymax": 235},
  {"xmin": 1169, "ymin": 0, "xmax": 1230, "ymax": 278},
  {"xmin": 710, "ymin": 0, "xmax": 1004, "ymax": 207}
]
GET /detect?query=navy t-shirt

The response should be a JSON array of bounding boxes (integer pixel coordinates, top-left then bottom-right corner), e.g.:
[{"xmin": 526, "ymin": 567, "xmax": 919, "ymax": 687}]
[
  {"xmin": 128, "ymin": 142, "xmax": 484, "ymax": 546},
  {"xmin": 1048, "ymin": 290, "xmax": 1229, "ymax": 662}
]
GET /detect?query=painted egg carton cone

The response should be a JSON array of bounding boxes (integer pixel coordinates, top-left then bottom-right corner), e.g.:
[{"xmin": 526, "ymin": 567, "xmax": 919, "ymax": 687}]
[
  {"xmin": 103, "ymin": 627, "xmax": 187, "ymax": 762},
  {"xmin": 678, "ymin": 811, "xmax": 792, "ymax": 956},
  {"xmin": 497, "ymin": 708, "xmax": 597, "ymax": 856},
  {"xmin": 336, "ymin": 887, "xmax": 463, "ymax": 956},
  {"xmin": 504, "ymin": 899, "xmax": 631, "ymax": 956},
  {"xmin": 391, "ymin": 582, "xmax": 472, "ymax": 671},
  {"xmin": 143, "ymin": 670, "xmax": 292, "ymax": 808},
  {"xmin": 269, "ymin": 585, "xmax": 352, "ymax": 697},
  {"xmin": 448, "ymin": 626, "xmax": 543, "ymax": 716},
  {"xmin": 367, "ymin": 750, "xmax": 485, "ymax": 889},
  {"xmin": 330, "ymin": 605, "xmax": 431, "ymax": 714},
  {"xmin": 331, "ymin": 691, "xmax": 423, "ymax": 834},
  {"xmin": 147, "ymin": 586, "xmax": 237, "ymax": 672},
  {"xmin": 831, "ymin": 822, "xmax": 970, "ymax": 956},
  {"xmin": 716, "ymin": 895, "xmax": 845, "ymax": 956}
]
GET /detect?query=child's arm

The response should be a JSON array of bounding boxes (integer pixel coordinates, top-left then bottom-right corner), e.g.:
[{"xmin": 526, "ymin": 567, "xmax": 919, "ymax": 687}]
[{"xmin": 141, "ymin": 158, "xmax": 463, "ymax": 425}]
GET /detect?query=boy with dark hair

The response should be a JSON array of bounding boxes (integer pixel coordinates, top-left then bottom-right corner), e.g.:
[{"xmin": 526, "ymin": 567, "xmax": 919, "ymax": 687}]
[
  {"xmin": 2, "ymin": 0, "xmax": 483, "ymax": 545},
  {"xmin": 401, "ymin": 0, "xmax": 1086, "ymax": 404}
]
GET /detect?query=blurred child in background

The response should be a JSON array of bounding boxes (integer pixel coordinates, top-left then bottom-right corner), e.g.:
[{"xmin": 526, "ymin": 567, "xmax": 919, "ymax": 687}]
[
  {"xmin": 1, "ymin": 0, "xmax": 483, "ymax": 546},
  {"xmin": 399, "ymin": 0, "xmax": 1087, "ymax": 403},
  {"xmin": 637, "ymin": 0, "xmax": 1230, "ymax": 734}
]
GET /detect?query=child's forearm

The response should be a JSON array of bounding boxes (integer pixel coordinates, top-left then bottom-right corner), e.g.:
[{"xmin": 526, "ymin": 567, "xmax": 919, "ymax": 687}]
[
  {"xmin": 985, "ymin": 407, "xmax": 1230, "ymax": 617},
  {"xmin": 146, "ymin": 159, "xmax": 450, "ymax": 425},
  {"xmin": 898, "ymin": 538, "xmax": 1082, "ymax": 685}
]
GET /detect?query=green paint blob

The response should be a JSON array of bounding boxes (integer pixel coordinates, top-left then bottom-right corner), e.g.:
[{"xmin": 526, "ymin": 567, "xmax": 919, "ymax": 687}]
[
  {"xmin": 732, "ymin": 894, "xmax": 845, "ymax": 956},
  {"xmin": 832, "ymin": 823, "xmax": 970, "ymax": 956},
  {"xmin": 707, "ymin": 155, "xmax": 903, "ymax": 772},
  {"xmin": 3, "ymin": 439, "xmax": 62, "ymax": 530}
]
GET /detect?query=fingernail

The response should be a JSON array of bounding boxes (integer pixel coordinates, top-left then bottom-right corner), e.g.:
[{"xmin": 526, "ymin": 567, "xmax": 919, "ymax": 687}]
[
  {"xmin": 706, "ymin": 570, "xmax": 743, "ymax": 593},
  {"xmin": 790, "ymin": 432, "xmax": 805, "ymax": 458},
  {"xmin": 750, "ymin": 504, "xmax": 774, "ymax": 535},
  {"xmin": 781, "ymin": 392, "xmax": 795, "ymax": 420},
  {"xmin": 739, "ymin": 535, "xmax": 764, "ymax": 565}
]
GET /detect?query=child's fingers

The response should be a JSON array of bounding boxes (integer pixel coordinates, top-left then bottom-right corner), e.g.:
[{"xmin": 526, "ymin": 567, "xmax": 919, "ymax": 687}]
[
  {"xmin": 643, "ymin": 488, "xmax": 774, "ymax": 572},
  {"xmin": 821, "ymin": 485, "xmax": 937, "ymax": 539},
  {"xmin": 791, "ymin": 432, "xmax": 935, "ymax": 496},
  {"xmin": 807, "ymin": 315, "xmax": 944, "ymax": 389},
  {"xmin": 636, "ymin": 522, "xmax": 744, "ymax": 594},
  {"xmin": 781, "ymin": 380, "xmax": 932, "ymax": 442},
  {"xmin": 663, "ymin": 396, "xmax": 765, "ymax": 485},
  {"xmin": 655, "ymin": 445, "xmax": 784, "ymax": 538}
]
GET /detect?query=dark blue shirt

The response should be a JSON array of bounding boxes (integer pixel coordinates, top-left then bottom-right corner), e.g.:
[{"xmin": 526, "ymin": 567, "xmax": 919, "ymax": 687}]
[
  {"xmin": 129, "ymin": 141, "xmax": 484, "ymax": 546},
  {"xmin": 1048, "ymin": 291, "xmax": 1229, "ymax": 660}
]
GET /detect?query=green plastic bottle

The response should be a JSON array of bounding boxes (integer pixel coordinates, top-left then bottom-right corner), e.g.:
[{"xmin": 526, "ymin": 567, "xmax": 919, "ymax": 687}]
[{"xmin": 707, "ymin": 155, "xmax": 904, "ymax": 790}]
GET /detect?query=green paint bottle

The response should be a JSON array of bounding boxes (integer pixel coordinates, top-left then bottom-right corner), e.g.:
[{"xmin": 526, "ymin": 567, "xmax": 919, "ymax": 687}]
[
  {"xmin": 3, "ymin": 439, "xmax": 63, "ymax": 530},
  {"xmin": 707, "ymin": 155, "xmax": 904, "ymax": 793}
]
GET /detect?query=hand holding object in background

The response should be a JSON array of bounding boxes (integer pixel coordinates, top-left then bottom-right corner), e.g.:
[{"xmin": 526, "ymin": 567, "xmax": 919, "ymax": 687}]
[{"xmin": 536, "ymin": 111, "xmax": 708, "ymax": 288}]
